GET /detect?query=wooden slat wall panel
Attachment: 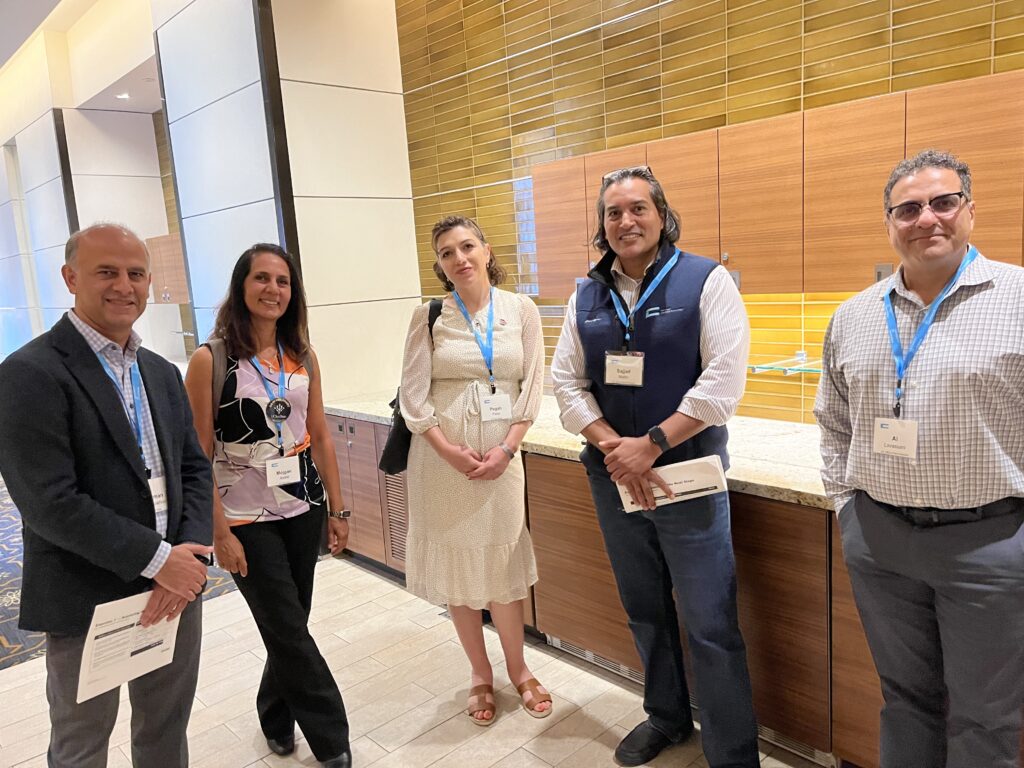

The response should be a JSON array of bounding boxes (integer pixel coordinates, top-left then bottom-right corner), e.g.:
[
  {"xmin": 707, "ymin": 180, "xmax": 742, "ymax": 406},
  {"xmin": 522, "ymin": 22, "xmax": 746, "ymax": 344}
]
[
  {"xmin": 646, "ymin": 129, "xmax": 720, "ymax": 259},
  {"xmin": 719, "ymin": 111, "xmax": 803, "ymax": 294},
  {"xmin": 533, "ymin": 156, "xmax": 589, "ymax": 300},
  {"xmin": 804, "ymin": 93, "xmax": 905, "ymax": 292}
]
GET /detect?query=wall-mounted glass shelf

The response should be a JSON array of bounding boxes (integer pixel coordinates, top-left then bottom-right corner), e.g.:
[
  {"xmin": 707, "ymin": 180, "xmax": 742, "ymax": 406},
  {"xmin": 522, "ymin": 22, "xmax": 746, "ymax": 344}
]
[{"xmin": 749, "ymin": 353, "xmax": 822, "ymax": 376}]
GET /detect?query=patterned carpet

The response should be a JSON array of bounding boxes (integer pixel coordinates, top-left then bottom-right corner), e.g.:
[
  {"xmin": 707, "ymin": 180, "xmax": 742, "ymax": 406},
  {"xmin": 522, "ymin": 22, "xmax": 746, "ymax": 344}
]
[{"xmin": 0, "ymin": 475, "xmax": 238, "ymax": 671}]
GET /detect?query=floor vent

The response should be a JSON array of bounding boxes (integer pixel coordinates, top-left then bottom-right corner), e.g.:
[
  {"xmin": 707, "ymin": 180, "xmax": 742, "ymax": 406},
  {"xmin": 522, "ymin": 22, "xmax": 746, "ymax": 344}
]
[
  {"xmin": 547, "ymin": 636, "xmax": 644, "ymax": 686},
  {"xmin": 546, "ymin": 635, "xmax": 835, "ymax": 767}
]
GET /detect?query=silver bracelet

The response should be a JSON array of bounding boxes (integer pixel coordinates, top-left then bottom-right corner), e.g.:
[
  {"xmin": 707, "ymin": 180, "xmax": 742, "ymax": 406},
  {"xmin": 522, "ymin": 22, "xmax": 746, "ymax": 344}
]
[{"xmin": 499, "ymin": 442, "xmax": 516, "ymax": 459}]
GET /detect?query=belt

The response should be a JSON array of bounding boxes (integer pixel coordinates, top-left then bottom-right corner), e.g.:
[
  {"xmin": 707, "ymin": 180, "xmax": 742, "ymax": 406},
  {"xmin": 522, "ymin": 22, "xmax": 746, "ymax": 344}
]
[{"xmin": 869, "ymin": 495, "xmax": 1022, "ymax": 528}]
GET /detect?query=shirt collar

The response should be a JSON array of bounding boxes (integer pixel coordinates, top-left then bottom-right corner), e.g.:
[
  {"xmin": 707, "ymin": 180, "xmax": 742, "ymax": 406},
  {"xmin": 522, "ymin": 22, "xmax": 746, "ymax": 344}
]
[
  {"xmin": 67, "ymin": 309, "xmax": 143, "ymax": 357},
  {"xmin": 881, "ymin": 245, "xmax": 994, "ymax": 306}
]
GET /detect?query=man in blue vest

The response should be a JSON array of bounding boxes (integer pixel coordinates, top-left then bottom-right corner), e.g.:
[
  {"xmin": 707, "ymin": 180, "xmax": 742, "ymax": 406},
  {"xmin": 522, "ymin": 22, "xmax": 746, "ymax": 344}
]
[{"xmin": 552, "ymin": 166, "xmax": 758, "ymax": 768}]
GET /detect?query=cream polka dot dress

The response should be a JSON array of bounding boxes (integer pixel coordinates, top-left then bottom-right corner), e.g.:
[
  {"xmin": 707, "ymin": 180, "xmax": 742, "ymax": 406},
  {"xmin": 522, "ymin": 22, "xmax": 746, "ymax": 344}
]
[{"xmin": 399, "ymin": 289, "xmax": 544, "ymax": 608}]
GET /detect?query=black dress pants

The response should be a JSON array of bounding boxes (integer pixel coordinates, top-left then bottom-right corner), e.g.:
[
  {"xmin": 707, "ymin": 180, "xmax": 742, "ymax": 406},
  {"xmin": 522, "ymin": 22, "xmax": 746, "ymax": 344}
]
[{"xmin": 232, "ymin": 505, "xmax": 349, "ymax": 761}]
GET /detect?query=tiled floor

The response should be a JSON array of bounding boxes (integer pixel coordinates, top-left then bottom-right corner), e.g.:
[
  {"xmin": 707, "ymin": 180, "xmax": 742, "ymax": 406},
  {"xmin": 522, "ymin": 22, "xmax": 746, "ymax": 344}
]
[{"xmin": 0, "ymin": 557, "xmax": 822, "ymax": 768}]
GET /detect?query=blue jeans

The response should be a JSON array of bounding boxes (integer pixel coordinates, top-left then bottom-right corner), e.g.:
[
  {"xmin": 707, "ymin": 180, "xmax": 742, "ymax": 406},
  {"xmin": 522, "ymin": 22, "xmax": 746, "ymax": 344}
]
[{"xmin": 582, "ymin": 450, "xmax": 759, "ymax": 768}]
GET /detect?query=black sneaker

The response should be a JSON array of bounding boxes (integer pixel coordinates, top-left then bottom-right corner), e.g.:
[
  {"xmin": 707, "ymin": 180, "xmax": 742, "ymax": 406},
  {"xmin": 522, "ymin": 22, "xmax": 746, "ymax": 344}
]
[{"xmin": 614, "ymin": 720, "xmax": 693, "ymax": 766}]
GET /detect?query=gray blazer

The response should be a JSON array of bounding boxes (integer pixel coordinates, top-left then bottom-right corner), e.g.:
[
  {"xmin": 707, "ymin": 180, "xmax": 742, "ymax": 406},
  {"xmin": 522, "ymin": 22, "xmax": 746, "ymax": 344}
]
[{"xmin": 0, "ymin": 314, "xmax": 213, "ymax": 634}]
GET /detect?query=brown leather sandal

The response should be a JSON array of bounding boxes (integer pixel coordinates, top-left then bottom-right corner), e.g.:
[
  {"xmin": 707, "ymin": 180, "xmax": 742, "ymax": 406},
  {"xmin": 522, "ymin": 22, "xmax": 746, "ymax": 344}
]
[
  {"xmin": 466, "ymin": 683, "xmax": 496, "ymax": 727},
  {"xmin": 516, "ymin": 677, "xmax": 552, "ymax": 719}
]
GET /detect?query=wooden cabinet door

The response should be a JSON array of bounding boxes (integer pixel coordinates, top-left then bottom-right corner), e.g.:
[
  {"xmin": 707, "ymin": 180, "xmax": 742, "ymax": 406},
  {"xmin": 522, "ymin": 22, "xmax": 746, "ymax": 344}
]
[
  {"xmin": 327, "ymin": 413, "xmax": 353, "ymax": 535},
  {"xmin": 731, "ymin": 493, "xmax": 831, "ymax": 752},
  {"xmin": 525, "ymin": 453, "xmax": 640, "ymax": 669},
  {"xmin": 831, "ymin": 515, "xmax": 883, "ymax": 768},
  {"xmin": 374, "ymin": 422, "xmax": 408, "ymax": 573},
  {"xmin": 647, "ymin": 129, "xmax": 720, "ymax": 260},
  {"xmin": 343, "ymin": 418, "xmax": 386, "ymax": 563},
  {"xmin": 804, "ymin": 94, "xmax": 906, "ymax": 292},
  {"xmin": 719, "ymin": 112, "xmax": 803, "ymax": 293},
  {"xmin": 533, "ymin": 156, "xmax": 590, "ymax": 302},
  {"xmin": 146, "ymin": 233, "xmax": 190, "ymax": 304},
  {"xmin": 907, "ymin": 70, "xmax": 1024, "ymax": 266},
  {"xmin": 583, "ymin": 145, "xmax": 648, "ymax": 267}
]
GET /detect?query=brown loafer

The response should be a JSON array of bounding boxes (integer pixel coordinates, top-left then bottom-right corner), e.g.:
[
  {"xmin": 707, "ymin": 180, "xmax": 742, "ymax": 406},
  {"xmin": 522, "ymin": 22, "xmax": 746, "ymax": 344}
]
[
  {"xmin": 516, "ymin": 677, "xmax": 552, "ymax": 718},
  {"xmin": 467, "ymin": 683, "xmax": 496, "ymax": 726}
]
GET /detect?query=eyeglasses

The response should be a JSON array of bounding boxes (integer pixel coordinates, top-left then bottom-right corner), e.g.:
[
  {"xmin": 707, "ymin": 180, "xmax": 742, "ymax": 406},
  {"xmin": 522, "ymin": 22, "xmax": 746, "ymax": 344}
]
[
  {"xmin": 886, "ymin": 191, "xmax": 968, "ymax": 224},
  {"xmin": 602, "ymin": 165, "xmax": 653, "ymax": 181}
]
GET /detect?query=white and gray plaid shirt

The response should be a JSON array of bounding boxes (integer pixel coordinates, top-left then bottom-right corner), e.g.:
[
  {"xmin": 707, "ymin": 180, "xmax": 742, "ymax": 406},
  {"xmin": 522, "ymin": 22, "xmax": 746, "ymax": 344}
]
[
  {"xmin": 68, "ymin": 310, "xmax": 170, "ymax": 576},
  {"xmin": 814, "ymin": 250, "xmax": 1024, "ymax": 514}
]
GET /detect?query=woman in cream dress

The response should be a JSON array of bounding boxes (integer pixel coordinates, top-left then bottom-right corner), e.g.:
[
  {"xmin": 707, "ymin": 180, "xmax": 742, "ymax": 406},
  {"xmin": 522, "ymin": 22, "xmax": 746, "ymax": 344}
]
[{"xmin": 400, "ymin": 215, "xmax": 551, "ymax": 725}]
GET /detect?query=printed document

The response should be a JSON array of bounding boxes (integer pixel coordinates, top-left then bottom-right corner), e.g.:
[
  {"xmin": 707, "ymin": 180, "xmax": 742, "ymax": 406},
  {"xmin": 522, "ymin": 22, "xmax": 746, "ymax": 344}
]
[
  {"xmin": 617, "ymin": 455, "xmax": 728, "ymax": 513},
  {"xmin": 77, "ymin": 592, "xmax": 179, "ymax": 703}
]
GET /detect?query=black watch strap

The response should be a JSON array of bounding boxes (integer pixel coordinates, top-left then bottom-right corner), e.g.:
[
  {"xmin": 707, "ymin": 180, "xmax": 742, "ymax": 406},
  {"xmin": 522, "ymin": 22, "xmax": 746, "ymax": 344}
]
[{"xmin": 647, "ymin": 425, "xmax": 671, "ymax": 453}]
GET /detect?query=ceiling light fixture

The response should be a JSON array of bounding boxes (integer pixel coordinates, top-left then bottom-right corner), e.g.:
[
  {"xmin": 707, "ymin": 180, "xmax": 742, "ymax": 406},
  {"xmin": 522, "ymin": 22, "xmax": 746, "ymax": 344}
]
[{"xmin": 115, "ymin": 92, "xmax": 130, "ymax": 100}]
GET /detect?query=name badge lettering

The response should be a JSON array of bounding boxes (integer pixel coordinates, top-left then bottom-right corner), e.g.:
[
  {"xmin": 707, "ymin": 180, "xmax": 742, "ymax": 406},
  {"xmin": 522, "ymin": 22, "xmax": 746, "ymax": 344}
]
[
  {"xmin": 872, "ymin": 418, "xmax": 919, "ymax": 459},
  {"xmin": 481, "ymin": 393, "xmax": 512, "ymax": 422},
  {"xmin": 267, "ymin": 455, "xmax": 301, "ymax": 487},
  {"xmin": 605, "ymin": 351, "xmax": 645, "ymax": 387},
  {"xmin": 148, "ymin": 476, "xmax": 168, "ymax": 514}
]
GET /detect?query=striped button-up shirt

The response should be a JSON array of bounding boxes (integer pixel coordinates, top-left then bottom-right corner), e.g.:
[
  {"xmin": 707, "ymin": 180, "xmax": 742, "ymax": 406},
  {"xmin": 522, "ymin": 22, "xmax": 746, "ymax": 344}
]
[
  {"xmin": 68, "ymin": 310, "xmax": 170, "ymax": 577},
  {"xmin": 551, "ymin": 258, "xmax": 750, "ymax": 435},
  {"xmin": 814, "ymin": 251, "xmax": 1024, "ymax": 514}
]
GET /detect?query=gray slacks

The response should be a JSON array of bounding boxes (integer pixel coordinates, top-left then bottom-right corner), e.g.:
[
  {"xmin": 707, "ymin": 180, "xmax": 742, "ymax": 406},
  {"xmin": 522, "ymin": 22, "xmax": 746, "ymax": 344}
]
[
  {"xmin": 44, "ymin": 595, "xmax": 202, "ymax": 768},
  {"xmin": 840, "ymin": 491, "xmax": 1024, "ymax": 768}
]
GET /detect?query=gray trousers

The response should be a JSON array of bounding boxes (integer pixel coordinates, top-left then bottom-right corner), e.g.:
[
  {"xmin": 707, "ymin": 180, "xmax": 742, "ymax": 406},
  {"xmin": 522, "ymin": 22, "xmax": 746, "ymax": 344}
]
[
  {"xmin": 44, "ymin": 596, "xmax": 202, "ymax": 768},
  {"xmin": 840, "ymin": 491, "xmax": 1024, "ymax": 768}
]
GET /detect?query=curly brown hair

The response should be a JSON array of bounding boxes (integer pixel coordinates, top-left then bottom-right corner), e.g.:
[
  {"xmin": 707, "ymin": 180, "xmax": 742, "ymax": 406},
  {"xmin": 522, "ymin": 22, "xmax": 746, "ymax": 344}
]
[{"xmin": 430, "ymin": 215, "xmax": 506, "ymax": 292}]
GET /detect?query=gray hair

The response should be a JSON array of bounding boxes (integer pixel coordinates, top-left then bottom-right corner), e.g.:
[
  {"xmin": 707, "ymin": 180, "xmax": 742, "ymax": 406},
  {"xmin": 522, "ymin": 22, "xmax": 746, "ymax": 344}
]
[
  {"xmin": 65, "ymin": 223, "xmax": 150, "ymax": 266},
  {"xmin": 884, "ymin": 149, "xmax": 972, "ymax": 209},
  {"xmin": 591, "ymin": 166, "xmax": 681, "ymax": 254}
]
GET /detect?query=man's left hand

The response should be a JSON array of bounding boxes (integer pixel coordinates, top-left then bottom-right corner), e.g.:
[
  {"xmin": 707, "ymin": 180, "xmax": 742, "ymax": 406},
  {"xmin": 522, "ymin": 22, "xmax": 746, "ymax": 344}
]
[
  {"xmin": 140, "ymin": 585, "xmax": 188, "ymax": 627},
  {"xmin": 327, "ymin": 518, "xmax": 349, "ymax": 555},
  {"xmin": 600, "ymin": 435, "xmax": 661, "ymax": 482}
]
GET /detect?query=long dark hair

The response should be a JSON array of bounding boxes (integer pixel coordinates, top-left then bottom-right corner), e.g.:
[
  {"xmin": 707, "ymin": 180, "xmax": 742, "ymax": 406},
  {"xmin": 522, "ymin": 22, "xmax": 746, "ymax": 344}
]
[{"xmin": 211, "ymin": 243, "xmax": 310, "ymax": 360}]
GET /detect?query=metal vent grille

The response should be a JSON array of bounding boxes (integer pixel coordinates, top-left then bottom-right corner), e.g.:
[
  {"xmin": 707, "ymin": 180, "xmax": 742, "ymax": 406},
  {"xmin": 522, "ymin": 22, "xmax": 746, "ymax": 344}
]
[
  {"xmin": 548, "ymin": 636, "xmax": 645, "ymax": 686},
  {"xmin": 384, "ymin": 473, "xmax": 408, "ymax": 563}
]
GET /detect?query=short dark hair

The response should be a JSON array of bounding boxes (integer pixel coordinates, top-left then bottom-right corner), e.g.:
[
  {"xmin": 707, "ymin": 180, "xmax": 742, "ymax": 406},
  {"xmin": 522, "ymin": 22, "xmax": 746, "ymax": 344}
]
[
  {"xmin": 591, "ymin": 166, "xmax": 681, "ymax": 254},
  {"xmin": 884, "ymin": 149, "xmax": 972, "ymax": 209},
  {"xmin": 211, "ymin": 243, "xmax": 309, "ymax": 361},
  {"xmin": 430, "ymin": 215, "xmax": 507, "ymax": 293}
]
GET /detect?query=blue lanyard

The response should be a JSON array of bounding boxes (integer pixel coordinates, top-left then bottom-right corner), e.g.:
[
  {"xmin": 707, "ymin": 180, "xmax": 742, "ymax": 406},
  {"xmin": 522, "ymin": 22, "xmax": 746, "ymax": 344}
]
[
  {"xmin": 97, "ymin": 354, "xmax": 148, "ymax": 476},
  {"xmin": 250, "ymin": 343, "xmax": 288, "ymax": 452},
  {"xmin": 452, "ymin": 286, "xmax": 497, "ymax": 394},
  {"xmin": 883, "ymin": 245, "xmax": 977, "ymax": 417},
  {"xmin": 609, "ymin": 249, "xmax": 680, "ymax": 348}
]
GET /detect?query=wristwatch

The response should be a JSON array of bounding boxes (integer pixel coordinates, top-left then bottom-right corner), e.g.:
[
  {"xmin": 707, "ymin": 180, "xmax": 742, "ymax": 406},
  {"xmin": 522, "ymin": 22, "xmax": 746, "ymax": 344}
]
[
  {"xmin": 328, "ymin": 508, "xmax": 351, "ymax": 520},
  {"xmin": 647, "ymin": 425, "xmax": 671, "ymax": 454}
]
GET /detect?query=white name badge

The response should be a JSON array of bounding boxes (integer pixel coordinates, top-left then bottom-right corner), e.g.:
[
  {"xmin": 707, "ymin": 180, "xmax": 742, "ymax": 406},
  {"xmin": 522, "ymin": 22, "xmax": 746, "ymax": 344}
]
[
  {"xmin": 267, "ymin": 455, "xmax": 301, "ymax": 487},
  {"xmin": 148, "ymin": 476, "xmax": 168, "ymax": 514},
  {"xmin": 605, "ymin": 351, "xmax": 645, "ymax": 387},
  {"xmin": 872, "ymin": 418, "xmax": 919, "ymax": 460},
  {"xmin": 481, "ymin": 393, "xmax": 512, "ymax": 422}
]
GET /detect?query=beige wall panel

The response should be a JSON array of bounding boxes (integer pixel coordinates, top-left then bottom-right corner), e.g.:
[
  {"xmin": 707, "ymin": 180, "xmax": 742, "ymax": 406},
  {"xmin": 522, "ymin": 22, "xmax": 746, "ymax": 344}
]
[
  {"xmin": 272, "ymin": 0, "xmax": 403, "ymax": 93},
  {"xmin": 308, "ymin": 298, "xmax": 421, "ymax": 402}
]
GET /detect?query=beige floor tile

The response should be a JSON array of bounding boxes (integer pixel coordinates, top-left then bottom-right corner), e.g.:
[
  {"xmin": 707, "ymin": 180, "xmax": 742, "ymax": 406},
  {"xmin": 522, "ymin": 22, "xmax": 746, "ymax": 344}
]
[
  {"xmin": 761, "ymin": 750, "xmax": 822, "ymax": 768},
  {"xmin": 489, "ymin": 748, "xmax": 554, "ymax": 768},
  {"xmin": 523, "ymin": 687, "xmax": 645, "ymax": 765},
  {"xmin": 188, "ymin": 686, "xmax": 260, "ymax": 737},
  {"xmin": 0, "ymin": 726, "xmax": 49, "ymax": 765},
  {"xmin": 365, "ymin": 681, "xmax": 474, "ymax": 752},
  {"xmin": 196, "ymin": 659, "xmax": 266, "ymax": 707},
  {"xmin": 369, "ymin": 710, "xmax": 485, "ymax": 768},
  {"xmin": 370, "ymin": 618, "xmax": 458, "ymax": 668},
  {"xmin": 332, "ymin": 655, "xmax": 390, "ymax": 689},
  {"xmin": 197, "ymin": 649, "xmax": 264, "ymax": 689},
  {"xmin": 347, "ymin": 682, "xmax": 434, "ymax": 741},
  {"xmin": 372, "ymin": 587, "xmax": 420, "ymax": 610}
]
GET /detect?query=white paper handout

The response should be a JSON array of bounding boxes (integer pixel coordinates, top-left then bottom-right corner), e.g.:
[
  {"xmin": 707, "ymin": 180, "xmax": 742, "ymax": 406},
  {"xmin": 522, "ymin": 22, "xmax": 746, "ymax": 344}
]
[
  {"xmin": 77, "ymin": 591, "xmax": 180, "ymax": 703},
  {"xmin": 616, "ymin": 455, "xmax": 728, "ymax": 513}
]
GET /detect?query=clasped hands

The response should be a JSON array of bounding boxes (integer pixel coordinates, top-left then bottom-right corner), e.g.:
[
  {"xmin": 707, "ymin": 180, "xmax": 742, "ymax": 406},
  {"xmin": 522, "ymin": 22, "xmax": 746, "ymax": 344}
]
[
  {"xmin": 443, "ymin": 442, "xmax": 510, "ymax": 481},
  {"xmin": 599, "ymin": 435, "xmax": 675, "ymax": 512},
  {"xmin": 141, "ymin": 542, "xmax": 213, "ymax": 627}
]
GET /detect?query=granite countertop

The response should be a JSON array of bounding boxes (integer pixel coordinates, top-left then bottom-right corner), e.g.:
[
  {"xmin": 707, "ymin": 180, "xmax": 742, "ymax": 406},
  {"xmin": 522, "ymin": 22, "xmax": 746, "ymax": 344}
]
[{"xmin": 325, "ymin": 394, "xmax": 831, "ymax": 511}]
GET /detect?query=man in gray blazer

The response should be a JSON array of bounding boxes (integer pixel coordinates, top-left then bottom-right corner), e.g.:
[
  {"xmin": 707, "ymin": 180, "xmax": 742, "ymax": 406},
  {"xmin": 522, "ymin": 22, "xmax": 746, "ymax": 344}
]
[{"xmin": 0, "ymin": 224, "xmax": 213, "ymax": 767}]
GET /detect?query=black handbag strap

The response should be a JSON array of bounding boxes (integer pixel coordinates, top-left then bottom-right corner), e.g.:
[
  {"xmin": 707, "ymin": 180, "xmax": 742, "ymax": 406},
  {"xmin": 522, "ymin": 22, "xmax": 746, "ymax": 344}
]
[{"xmin": 427, "ymin": 298, "xmax": 442, "ymax": 343}]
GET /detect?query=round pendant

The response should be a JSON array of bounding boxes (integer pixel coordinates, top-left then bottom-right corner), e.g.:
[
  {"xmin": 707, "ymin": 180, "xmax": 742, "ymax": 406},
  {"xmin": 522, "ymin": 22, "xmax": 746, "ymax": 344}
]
[{"xmin": 266, "ymin": 397, "xmax": 292, "ymax": 423}]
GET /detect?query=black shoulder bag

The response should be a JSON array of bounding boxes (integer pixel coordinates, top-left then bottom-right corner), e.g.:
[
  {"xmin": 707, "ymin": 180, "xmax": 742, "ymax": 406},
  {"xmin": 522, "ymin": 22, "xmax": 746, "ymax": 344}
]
[{"xmin": 378, "ymin": 299, "xmax": 442, "ymax": 475}]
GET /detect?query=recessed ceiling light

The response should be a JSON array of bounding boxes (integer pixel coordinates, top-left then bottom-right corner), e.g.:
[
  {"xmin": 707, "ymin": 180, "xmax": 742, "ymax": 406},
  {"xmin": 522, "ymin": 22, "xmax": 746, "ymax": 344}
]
[
  {"xmin": 142, "ymin": 77, "xmax": 155, "ymax": 83},
  {"xmin": 115, "ymin": 92, "xmax": 130, "ymax": 100}
]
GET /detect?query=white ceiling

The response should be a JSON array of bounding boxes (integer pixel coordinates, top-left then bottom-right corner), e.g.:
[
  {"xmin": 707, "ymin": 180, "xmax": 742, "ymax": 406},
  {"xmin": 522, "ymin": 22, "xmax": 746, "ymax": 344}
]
[{"xmin": 79, "ymin": 57, "xmax": 163, "ymax": 113}]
